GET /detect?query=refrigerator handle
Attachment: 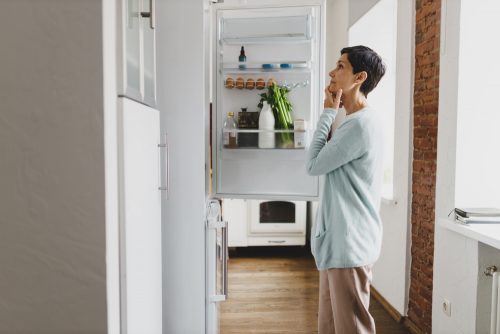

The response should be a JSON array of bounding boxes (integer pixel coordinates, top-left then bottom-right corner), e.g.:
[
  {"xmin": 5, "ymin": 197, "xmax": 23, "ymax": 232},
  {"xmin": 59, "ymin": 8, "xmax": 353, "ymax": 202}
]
[
  {"xmin": 158, "ymin": 133, "xmax": 169, "ymax": 198},
  {"xmin": 150, "ymin": 0, "xmax": 155, "ymax": 29},
  {"xmin": 221, "ymin": 220, "xmax": 228, "ymax": 298},
  {"xmin": 306, "ymin": 14, "xmax": 312, "ymax": 40},
  {"xmin": 207, "ymin": 219, "xmax": 228, "ymax": 302},
  {"xmin": 140, "ymin": 0, "xmax": 155, "ymax": 29}
]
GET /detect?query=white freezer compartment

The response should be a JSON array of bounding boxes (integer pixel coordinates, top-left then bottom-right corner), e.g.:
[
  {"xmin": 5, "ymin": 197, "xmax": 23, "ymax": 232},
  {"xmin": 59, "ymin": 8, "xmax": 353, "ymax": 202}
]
[{"xmin": 218, "ymin": 6, "xmax": 315, "ymax": 44}]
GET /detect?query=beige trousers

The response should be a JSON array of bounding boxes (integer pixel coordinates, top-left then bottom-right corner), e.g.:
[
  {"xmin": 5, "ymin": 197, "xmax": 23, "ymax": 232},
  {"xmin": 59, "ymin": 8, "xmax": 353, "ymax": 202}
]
[{"xmin": 318, "ymin": 265, "xmax": 375, "ymax": 334}]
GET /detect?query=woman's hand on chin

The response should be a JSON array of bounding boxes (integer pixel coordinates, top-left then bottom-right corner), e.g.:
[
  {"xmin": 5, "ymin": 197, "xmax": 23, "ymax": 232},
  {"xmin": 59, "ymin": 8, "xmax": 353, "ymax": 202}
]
[{"xmin": 324, "ymin": 88, "xmax": 343, "ymax": 109}]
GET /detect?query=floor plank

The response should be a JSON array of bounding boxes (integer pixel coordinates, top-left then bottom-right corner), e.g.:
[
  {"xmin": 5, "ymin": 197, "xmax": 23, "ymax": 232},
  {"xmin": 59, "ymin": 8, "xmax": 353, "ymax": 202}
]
[{"xmin": 220, "ymin": 247, "xmax": 409, "ymax": 334}]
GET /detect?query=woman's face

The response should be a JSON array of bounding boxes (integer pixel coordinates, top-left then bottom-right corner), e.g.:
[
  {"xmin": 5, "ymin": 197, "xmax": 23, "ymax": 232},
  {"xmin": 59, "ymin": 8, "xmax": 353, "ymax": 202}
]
[{"xmin": 328, "ymin": 53, "xmax": 357, "ymax": 95}]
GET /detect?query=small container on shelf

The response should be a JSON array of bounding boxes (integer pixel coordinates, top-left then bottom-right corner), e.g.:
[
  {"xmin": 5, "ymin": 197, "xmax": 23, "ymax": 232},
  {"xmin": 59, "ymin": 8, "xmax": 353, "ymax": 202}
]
[
  {"xmin": 223, "ymin": 112, "xmax": 238, "ymax": 148},
  {"xmin": 238, "ymin": 46, "xmax": 246, "ymax": 69},
  {"xmin": 293, "ymin": 119, "xmax": 307, "ymax": 148},
  {"xmin": 262, "ymin": 63, "xmax": 277, "ymax": 70},
  {"xmin": 245, "ymin": 78, "xmax": 255, "ymax": 90},
  {"xmin": 294, "ymin": 119, "xmax": 306, "ymax": 131},
  {"xmin": 235, "ymin": 77, "xmax": 245, "ymax": 89},
  {"xmin": 237, "ymin": 107, "xmax": 259, "ymax": 147},
  {"xmin": 225, "ymin": 77, "xmax": 234, "ymax": 89},
  {"xmin": 258, "ymin": 102, "xmax": 275, "ymax": 149},
  {"xmin": 255, "ymin": 78, "xmax": 266, "ymax": 90}
]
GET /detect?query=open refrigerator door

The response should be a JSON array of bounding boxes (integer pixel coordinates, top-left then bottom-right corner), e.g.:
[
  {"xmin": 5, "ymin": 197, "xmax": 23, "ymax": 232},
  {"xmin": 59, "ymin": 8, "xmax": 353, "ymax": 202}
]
[{"xmin": 211, "ymin": 1, "xmax": 325, "ymax": 200}]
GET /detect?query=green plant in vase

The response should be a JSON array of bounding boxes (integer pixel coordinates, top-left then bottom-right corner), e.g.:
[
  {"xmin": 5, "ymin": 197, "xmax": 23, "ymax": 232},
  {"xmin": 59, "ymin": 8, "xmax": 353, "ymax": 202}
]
[{"xmin": 257, "ymin": 82, "xmax": 294, "ymax": 148}]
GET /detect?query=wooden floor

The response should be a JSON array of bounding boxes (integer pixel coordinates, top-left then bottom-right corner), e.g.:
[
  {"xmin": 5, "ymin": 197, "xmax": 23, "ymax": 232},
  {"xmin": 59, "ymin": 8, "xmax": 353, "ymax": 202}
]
[{"xmin": 220, "ymin": 247, "xmax": 410, "ymax": 334}]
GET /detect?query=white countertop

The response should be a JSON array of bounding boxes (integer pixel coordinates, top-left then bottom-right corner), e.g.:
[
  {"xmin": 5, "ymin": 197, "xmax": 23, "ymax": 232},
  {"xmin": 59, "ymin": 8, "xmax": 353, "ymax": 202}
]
[{"xmin": 439, "ymin": 218, "xmax": 500, "ymax": 250}]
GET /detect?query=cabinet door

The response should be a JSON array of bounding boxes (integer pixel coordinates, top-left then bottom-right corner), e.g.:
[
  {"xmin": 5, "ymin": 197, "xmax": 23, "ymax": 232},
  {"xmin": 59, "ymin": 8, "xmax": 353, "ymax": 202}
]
[
  {"xmin": 222, "ymin": 199, "xmax": 248, "ymax": 247},
  {"xmin": 118, "ymin": 98, "xmax": 162, "ymax": 334},
  {"xmin": 141, "ymin": 0, "xmax": 156, "ymax": 107},
  {"xmin": 123, "ymin": 0, "xmax": 142, "ymax": 102}
]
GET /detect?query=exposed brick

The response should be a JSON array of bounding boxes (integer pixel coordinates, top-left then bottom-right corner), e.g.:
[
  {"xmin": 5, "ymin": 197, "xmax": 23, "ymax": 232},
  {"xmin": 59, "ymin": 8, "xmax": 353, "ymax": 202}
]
[{"xmin": 408, "ymin": 0, "xmax": 441, "ymax": 332}]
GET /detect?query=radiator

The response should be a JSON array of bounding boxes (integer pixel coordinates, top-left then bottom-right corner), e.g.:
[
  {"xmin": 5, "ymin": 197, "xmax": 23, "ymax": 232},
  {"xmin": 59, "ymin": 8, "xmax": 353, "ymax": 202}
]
[{"xmin": 492, "ymin": 271, "xmax": 500, "ymax": 334}]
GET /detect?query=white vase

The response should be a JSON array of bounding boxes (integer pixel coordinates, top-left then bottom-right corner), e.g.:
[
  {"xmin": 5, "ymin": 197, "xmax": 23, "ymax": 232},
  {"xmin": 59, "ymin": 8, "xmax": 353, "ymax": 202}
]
[{"xmin": 258, "ymin": 101, "xmax": 275, "ymax": 148}]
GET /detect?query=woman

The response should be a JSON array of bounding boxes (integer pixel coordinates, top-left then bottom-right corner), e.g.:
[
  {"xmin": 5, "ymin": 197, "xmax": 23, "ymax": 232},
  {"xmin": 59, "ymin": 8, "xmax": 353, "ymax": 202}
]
[{"xmin": 306, "ymin": 45, "xmax": 386, "ymax": 334}]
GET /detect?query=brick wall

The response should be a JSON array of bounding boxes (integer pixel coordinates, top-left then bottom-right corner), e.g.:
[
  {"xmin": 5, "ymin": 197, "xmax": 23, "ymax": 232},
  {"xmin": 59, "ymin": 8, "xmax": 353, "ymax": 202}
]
[{"xmin": 408, "ymin": 0, "xmax": 441, "ymax": 333}]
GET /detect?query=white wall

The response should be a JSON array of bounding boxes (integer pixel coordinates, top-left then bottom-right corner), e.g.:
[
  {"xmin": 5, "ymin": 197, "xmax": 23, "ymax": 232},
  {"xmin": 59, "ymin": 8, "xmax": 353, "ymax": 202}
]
[
  {"xmin": 454, "ymin": 0, "xmax": 500, "ymax": 208},
  {"xmin": 326, "ymin": 0, "xmax": 349, "ymax": 73},
  {"xmin": 349, "ymin": 0, "xmax": 380, "ymax": 26},
  {"xmin": 156, "ymin": 0, "xmax": 208, "ymax": 332},
  {"xmin": 434, "ymin": 0, "xmax": 500, "ymax": 331},
  {"xmin": 329, "ymin": 0, "xmax": 414, "ymax": 316},
  {"xmin": 0, "ymin": 0, "xmax": 109, "ymax": 332},
  {"xmin": 373, "ymin": 0, "xmax": 414, "ymax": 316},
  {"xmin": 349, "ymin": 0, "xmax": 397, "ymax": 200},
  {"xmin": 433, "ymin": 0, "xmax": 464, "ymax": 330}
]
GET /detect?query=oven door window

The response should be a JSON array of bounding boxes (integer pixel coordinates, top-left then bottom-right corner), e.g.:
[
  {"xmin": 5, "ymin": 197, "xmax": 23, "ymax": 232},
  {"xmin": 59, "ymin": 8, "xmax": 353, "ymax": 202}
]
[
  {"xmin": 249, "ymin": 200, "xmax": 306, "ymax": 234},
  {"xmin": 260, "ymin": 201, "xmax": 295, "ymax": 224}
]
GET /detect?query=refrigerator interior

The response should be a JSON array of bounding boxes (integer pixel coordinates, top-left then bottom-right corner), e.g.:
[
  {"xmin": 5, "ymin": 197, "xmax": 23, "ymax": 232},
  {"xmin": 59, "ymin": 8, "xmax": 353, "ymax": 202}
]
[{"xmin": 213, "ymin": 5, "xmax": 324, "ymax": 199}]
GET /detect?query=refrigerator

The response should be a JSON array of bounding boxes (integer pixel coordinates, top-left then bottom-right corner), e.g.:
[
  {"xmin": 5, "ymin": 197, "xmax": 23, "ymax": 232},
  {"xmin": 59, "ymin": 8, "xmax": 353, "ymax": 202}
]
[
  {"xmin": 206, "ymin": 1, "xmax": 325, "ymax": 332},
  {"xmin": 210, "ymin": 0, "xmax": 325, "ymax": 201}
]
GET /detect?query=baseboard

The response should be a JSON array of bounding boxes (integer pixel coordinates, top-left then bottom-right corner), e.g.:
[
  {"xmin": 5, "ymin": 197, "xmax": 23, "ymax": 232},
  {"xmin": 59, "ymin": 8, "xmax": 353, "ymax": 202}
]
[
  {"xmin": 370, "ymin": 286, "xmax": 423, "ymax": 334},
  {"xmin": 370, "ymin": 286, "xmax": 403, "ymax": 323},
  {"xmin": 402, "ymin": 317, "xmax": 423, "ymax": 334}
]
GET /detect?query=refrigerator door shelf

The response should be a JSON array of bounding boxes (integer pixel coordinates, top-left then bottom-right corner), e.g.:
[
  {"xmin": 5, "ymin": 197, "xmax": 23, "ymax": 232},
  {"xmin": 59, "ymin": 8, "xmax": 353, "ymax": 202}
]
[
  {"xmin": 222, "ymin": 61, "xmax": 310, "ymax": 71},
  {"xmin": 223, "ymin": 67, "xmax": 310, "ymax": 75},
  {"xmin": 221, "ymin": 129, "xmax": 308, "ymax": 150},
  {"xmin": 222, "ymin": 129, "xmax": 307, "ymax": 133},
  {"xmin": 220, "ymin": 148, "xmax": 306, "ymax": 161},
  {"xmin": 220, "ymin": 14, "xmax": 312, "ymax": 44}
]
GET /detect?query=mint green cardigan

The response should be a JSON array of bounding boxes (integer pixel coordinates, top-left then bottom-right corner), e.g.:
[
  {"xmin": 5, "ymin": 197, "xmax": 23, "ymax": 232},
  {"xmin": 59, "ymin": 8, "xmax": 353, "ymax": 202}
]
[{"xmin": 306, "ymin": 108, "xmax": 384, "ymax": 269}]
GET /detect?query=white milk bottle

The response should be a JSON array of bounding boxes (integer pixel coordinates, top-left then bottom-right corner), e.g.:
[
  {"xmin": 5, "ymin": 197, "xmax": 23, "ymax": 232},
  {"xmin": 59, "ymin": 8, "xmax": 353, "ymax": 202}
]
[{"xmin": 258, "ymin": 101, "xmax": 275, "ymax": 148}]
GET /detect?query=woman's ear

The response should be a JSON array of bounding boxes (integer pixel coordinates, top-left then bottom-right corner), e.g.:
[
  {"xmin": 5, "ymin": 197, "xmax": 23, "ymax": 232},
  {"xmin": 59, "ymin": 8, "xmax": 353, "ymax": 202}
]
[{"xmin": 355, "ymin": 71, "xmax": 368, "ymax": 84}]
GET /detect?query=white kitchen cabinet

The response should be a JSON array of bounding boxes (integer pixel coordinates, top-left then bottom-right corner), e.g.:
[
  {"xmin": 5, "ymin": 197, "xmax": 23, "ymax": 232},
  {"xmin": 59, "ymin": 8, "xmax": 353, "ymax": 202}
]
[
  {"xmin": 118, "ymin": 0, "xmax": 157, "ymax": 107},
  {"xmin": 115, "ymin": 1, "xmax": 162, "ymax": 332},
  {"xmin": 222, "ymin": 199, "xmax": 249, "ymax": 247},
  {"xmin": 222, "ymin": 198, "xmax": 307, "ymax": 247},
  {"xmin": 117, "ymin": 97, "xmax": 162, "ymax": 334}
]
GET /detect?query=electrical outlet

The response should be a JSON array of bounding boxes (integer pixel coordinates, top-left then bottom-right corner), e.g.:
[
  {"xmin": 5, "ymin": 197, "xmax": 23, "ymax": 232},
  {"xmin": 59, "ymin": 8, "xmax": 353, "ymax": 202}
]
[{"xmin": 442, "ymin": 299, "xmax": 451, "ymax": 317}]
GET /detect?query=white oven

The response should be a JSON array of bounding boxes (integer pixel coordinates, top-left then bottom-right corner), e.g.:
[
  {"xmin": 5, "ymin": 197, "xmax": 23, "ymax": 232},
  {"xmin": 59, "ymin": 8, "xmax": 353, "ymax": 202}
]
[{"xmin": 249, "ymin": 200, "xmax": 306, "ymax": 234}]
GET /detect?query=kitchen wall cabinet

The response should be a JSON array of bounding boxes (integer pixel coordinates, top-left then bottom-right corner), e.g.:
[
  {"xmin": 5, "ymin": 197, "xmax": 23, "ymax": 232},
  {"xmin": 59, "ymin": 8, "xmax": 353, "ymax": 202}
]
[{"xmin": 118, "ymin": 0, "xmax": 157, "ymax": 107}]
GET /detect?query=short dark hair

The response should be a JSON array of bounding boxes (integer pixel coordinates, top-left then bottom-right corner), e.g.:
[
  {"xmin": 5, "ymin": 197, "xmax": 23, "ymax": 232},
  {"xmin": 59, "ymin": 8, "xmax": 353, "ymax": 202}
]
[{"xmin": 341, "ymin": 45, "xmax": 386, "ymax": 97}]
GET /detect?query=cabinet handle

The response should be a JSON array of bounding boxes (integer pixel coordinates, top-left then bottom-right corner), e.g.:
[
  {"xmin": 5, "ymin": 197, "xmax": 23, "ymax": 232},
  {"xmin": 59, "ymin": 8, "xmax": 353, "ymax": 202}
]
[
  {"xmin": 268, "ymin": 240, "xmax": 286, "ymax": 244},
  {"xmin": 158, "ymin": 133, "xmax": 169, "ymax": 198},
  {"xmin": 140, "ymin": 0, "xmax": 155, "ymax": 29}
]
